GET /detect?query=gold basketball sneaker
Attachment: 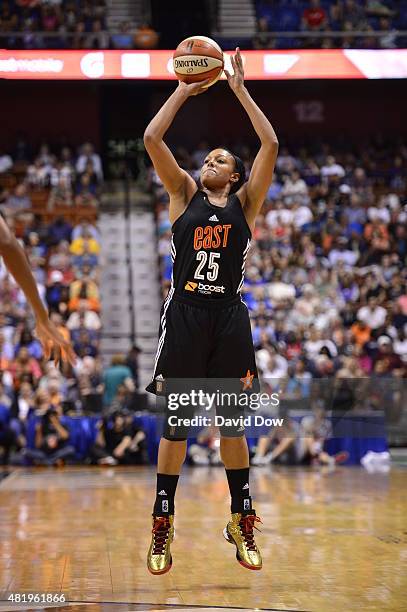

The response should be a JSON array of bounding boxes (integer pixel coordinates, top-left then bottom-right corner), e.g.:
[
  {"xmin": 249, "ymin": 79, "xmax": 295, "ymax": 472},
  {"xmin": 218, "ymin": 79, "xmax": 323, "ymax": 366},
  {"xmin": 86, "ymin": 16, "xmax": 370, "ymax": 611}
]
[
  {"xmin": 147, "ymin": 515, "xmax": 174, "ymax": 575},
  {"xmin": 223, "ymin": 511, "xmax": 262, "ymax": 570}
]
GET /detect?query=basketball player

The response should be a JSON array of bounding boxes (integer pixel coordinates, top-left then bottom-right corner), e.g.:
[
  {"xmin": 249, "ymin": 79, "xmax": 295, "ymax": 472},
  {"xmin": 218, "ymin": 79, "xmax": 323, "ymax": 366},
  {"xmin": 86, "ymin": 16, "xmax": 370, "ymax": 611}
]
[
  {"xmin": 144, "ymin": 48, "xmax": 278, "ymax": 573},
  {"xmin": 0, "ymin": 214, "xmax": 75, "ymax": 365}
]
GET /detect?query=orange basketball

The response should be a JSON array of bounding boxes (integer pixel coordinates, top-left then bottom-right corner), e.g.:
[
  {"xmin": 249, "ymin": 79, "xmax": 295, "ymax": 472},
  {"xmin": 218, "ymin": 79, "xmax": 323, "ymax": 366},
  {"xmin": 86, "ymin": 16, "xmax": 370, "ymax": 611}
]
[{"xmin": 173, "ymin": 36, "xmax": 224, "ymax": 88}]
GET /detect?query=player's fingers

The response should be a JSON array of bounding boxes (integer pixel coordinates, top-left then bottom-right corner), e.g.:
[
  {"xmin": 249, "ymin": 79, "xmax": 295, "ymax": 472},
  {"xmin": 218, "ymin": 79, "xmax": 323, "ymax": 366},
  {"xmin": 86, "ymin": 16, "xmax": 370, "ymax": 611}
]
[
  {"xmin": 43, "ymin": 340, "xmax": 51, "ymax": 361},
  {"xmin": 195, "ymin": 79, "xmax": 211, "ymax": 94},
  {"xmin": 224, "ymin": 69, "xmax": 231, "ymax": 80},
  {"xmin": 53, "ymin": 344, "xmax": 61, "ymax": 368}
]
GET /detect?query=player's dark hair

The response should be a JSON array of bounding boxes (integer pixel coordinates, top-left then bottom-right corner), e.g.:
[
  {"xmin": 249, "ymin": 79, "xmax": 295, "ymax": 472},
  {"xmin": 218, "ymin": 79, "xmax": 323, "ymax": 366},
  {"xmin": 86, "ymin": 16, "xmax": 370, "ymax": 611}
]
[{"xmin": 224, "ymin": 149, "xmax": 246, "ymax": 193}]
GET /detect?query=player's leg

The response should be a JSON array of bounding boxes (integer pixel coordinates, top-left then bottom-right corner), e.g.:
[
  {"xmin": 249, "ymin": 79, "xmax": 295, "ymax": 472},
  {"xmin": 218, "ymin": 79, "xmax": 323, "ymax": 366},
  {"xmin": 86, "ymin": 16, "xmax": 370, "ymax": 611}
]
[
  {"xmin": 209, "ymin": 302, "xmax": 262, "ymax": 570},
  {"xmin": 147, "ymin": 299, "xmax": 209, "ymax": 574}
]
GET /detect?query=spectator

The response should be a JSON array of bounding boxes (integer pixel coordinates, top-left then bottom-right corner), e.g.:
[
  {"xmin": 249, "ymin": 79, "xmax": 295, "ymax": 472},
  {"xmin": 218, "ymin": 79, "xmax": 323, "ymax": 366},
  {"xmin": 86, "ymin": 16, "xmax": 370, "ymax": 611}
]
[
  {"xmin": 72, "ymin": 21, "xmax": 87, "ymax": 49},
  {"xmin": 69, "ymin": 276, "xmax": 100, "ymax": 312},
  {"xmin": 103, "ymin": 354, "xmax": 135, "ymax": 407},
  {"xmin": 86, "ymin": 18, "xmax": 109, "ymax": 49},
  {"xmin": 0, "ymin": 330, "xmax": 14, "ymax": 368},
  {"xmin": 320, "ymin": 156, "xmax": 345, "ymax": 181},
  {"xmin": 48, "ymin": 216, "xmax": 73, "ymax": 245},
  {"xmin": 0, "ymin": 419, "xmax": 19, "ymax": 466},
  {"xmin": 374, "ymin": 336, "xmax": 403, "ymax": 374},
  {"xmin": 10, "ymin": 381, "xmax": 35, "ymax": 441},
  {"xmin": 2, "ymin": 184, "xmax": 32, "ymax": 220},
  {"xmin": 73, "ymin": 328, "xmax": 98, "ymax": 358},
  {"xmin": 75, "ymin": 174, "xmax": 98, "ymax": 207},
  {"xmin": 71, "ymin": 219, "xmax": 100, "ymax": 242},
  {"xmin": 70, "ymin": 230, "xmax": 100, "ymax": 258},
  {"xmin": 9, "ymin": 347, "xmax": 42, "ymax": 390},
  {"xmin": 76, "ymin": 143, "xmax": 103, "ymax": 181},
  {"xmin": 27, "ymin": 158, "xmax": 51, "ymax": 188},
  {"xmin": 342, "ymin": 0, "xmax": 366, "ymax": 29},
  {"xmin": 357, "ymin": 297, "xmax": 387, "ymax": 330},
  {"xmin": 134, "ymin": 22, "xmax": 159, "ymax": 49},
  {"xmin": 77, "ymin": 356, "xmax": 104, "ymax": 413},
  {"xmin": 252, "ymin": 416, "xmax": 302, "ymax": 466},
  {"xmin": 111, "ymin": 21, "xmax": 133, "ymax": 49},
  {"xmin": 0, "ymin": 150, "xmax": 13, "ymax": 174},
  {"xmin": 281, "ymin": 170, "xmax": 309, "ymax": 203},
  {"xmin": 90, "ymin": 411, "xmax": 147, "ymax": 465},
  {"xmin": 14, "ymin": 327, "xmax": 43, "ymax": 360},
  {"xmin": 66, "ymin": 299, "xmax": 101, "ymax": 331},
  {"xmin": 351, "ymin": 320, "xmax": 371, "ymax": 347},
  {"xmin": 302, "ymin": 0, "xmax": 327, "ymax": 31},
  {"xmin": 188, "ymin": 425, "xmax": 221, "ymax": 466},
  {"xmin": 23, "ymin": 405, "xmax": 75, "ymax": 466},
  {"xmin": 299, "ymin": 403, "xmax": 342, "ymax": 465},
  {"xmin": 253, "ymin": 17, "xmax": 274, "ymax": 50},
  {"xmin": 126, "ymin": 345, "xmax": 141, "ymax": 390}
]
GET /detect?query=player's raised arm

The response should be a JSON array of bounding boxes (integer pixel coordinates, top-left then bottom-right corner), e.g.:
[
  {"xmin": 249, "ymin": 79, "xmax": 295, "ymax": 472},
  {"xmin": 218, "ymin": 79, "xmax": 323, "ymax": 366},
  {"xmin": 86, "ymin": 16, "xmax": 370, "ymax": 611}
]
[
  {"xmin": 143, "ymin": 81, "xmax": 210, "ymax": 208},
  {"xmin": 225, "ymin": 48, "xmax": 279, "ymax": 229}
]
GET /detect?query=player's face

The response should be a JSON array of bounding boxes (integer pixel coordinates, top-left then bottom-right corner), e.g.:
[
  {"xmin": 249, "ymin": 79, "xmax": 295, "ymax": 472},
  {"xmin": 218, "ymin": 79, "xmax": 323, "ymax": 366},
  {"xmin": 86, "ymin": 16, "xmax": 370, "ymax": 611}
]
[{"xmin": 200, "ymin": 149, "xmax": 239, "ymax": 192}]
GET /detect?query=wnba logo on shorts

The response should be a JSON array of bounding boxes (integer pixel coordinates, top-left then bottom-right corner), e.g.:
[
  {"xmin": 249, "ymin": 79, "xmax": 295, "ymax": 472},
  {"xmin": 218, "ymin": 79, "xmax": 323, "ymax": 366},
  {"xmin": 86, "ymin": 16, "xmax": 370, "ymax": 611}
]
[
  {"xmin": 162, "ymin": 499, "xmax": 169, "ymax": 512},
  {"xmin": 185, "ymin": 281, "xmax": 198, "ymax": 292},
  {"xmin": 243, "ymin": 498, "xmax": 250, "ymax": 510}
]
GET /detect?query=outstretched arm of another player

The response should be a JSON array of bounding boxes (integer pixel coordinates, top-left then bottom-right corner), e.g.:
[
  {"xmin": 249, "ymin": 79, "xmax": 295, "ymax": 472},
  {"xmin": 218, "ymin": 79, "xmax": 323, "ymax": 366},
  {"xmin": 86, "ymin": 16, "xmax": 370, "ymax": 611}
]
[
  {"xmin": 0, "ymin": 215, "xmax": 76, "ymax": 366},
  {"xmin": 225, "ymin": 48, "xmax": 279, "ymax": 229},
  {"xmin": 143, "ymin": 80, "xmax": 210, "ymax": 199}
]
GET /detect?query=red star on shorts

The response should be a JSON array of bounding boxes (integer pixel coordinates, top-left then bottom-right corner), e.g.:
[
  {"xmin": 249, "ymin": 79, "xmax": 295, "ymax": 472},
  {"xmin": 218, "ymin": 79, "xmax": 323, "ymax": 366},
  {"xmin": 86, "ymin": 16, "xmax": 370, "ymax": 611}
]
[{"xmin": 240, "ymin": 369, "xmax": 254, "ymax": 391}]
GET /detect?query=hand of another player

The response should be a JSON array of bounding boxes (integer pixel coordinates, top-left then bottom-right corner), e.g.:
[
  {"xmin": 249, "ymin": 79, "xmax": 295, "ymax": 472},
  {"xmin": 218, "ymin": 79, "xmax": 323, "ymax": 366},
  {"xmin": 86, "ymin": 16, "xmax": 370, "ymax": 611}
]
[
  {"xmin": 224, "ymin": 47, "xmax": 245, "ymax": 93},
  {"xmin": 35, "ymin": 317, "xmax": 76, "ymax": 367},
  {"xmin": 177, "ymin": 79, "xmax": 211, "ymax": 97}
]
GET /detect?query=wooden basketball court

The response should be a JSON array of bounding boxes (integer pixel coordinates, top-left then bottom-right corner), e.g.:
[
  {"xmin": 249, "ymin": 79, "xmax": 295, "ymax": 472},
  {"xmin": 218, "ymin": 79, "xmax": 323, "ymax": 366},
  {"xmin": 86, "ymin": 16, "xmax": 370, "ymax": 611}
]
[{"xmin": 1, "ymin": 465, "xmax": 406, "ymax": 611}]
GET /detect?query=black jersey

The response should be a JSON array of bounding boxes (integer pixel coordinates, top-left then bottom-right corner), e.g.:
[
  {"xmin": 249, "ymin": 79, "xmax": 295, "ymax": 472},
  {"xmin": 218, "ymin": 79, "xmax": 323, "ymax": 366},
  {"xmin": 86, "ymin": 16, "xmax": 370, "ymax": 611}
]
[{"xmin": 170, "ymin": 190, "xmax": 251, "ymax": 300}]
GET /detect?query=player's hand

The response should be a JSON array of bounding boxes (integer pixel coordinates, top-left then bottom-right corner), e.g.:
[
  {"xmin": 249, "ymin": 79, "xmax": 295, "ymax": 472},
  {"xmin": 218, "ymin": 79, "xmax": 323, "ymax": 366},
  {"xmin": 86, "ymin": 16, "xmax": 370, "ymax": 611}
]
[
  {"xmin": 224, "ymin": 47, "xmax": 245, "ymax": 93},
  {"xmin": 177, "ymin": 79, "xmax": 211, "ymax": 97},
  {"xmin": 34, "ymin": 317, "xmax": 76, "ymax": 367}
]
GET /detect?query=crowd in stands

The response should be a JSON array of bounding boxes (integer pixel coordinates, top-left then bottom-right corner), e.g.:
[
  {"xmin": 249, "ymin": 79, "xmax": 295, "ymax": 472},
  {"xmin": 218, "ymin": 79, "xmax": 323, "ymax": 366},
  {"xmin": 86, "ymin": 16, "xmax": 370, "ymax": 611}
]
[
  {"xmin": 254, "ymin": 0, "xmax": 407, "ymax": 49},
  {"xmin": 152, "ymin": 137, "xmax": 407, "ymax": 418},
  {"xmin": 0, "ymin": 0, "xmax": 159, "ymax": 50},
  {"xmin": 0, "ymin": 141, "xmax": 102, "ymax": 212},
  {"xmin": 1, "ymin": 0, "xmax": 405, "ymax": 51},
  {"xmin": 0, "ymin": 139, "xmax": 146, "ymax": 466}
]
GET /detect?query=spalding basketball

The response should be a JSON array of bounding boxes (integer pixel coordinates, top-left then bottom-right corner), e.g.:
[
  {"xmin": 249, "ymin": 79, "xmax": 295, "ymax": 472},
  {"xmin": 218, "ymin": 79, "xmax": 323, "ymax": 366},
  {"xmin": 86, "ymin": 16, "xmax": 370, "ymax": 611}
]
[{"xmin": 173, "ymin": 36, "xmax": 224, "ymax": 87}]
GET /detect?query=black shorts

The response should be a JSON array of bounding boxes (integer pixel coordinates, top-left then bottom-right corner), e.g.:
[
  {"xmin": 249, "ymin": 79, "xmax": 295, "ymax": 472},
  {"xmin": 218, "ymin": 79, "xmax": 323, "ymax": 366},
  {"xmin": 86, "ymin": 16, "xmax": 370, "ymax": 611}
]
[{"xmin": 146, "ymin": 293, "xmax": 258, "ymax": 439}]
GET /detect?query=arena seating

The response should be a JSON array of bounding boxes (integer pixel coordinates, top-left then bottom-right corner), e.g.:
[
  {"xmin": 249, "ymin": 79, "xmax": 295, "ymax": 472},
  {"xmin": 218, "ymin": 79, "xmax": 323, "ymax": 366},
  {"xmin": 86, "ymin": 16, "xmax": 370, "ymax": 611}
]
[{"xmin": 253, "ymin": 0, "xmax": 407, "ymax": 49}]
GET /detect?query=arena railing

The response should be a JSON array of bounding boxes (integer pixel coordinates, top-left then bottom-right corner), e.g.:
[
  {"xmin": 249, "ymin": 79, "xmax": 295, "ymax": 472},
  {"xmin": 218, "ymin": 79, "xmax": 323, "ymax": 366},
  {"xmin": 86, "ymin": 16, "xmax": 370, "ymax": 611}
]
[{"xmin": 1, "ymin": 29, "xmax": 407, "ymax": 48}]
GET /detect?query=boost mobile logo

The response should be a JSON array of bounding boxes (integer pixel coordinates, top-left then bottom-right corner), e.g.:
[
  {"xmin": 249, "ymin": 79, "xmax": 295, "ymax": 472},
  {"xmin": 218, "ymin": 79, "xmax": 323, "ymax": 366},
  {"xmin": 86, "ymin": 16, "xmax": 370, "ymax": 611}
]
[
  {"xmin": 185, "ymin": 281, "xmax": 198, "ymax": 292},
  {"xmin": 185, "ymin": 280, "xmax": 225, "ymax": 294}
]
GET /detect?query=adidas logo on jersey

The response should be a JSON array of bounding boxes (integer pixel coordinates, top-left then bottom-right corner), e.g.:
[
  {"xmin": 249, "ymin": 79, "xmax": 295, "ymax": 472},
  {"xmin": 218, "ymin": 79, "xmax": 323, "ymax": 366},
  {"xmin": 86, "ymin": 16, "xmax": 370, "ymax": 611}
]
[
  {"xmin": 158, "ymin": 490, "xmax": 167, "ymax": 495},
  {"xmin": 208, "ymin": 214, "xmax": 219, "ymax": 222},
  {"xmin": 242, "ymin": 483, "xmax": 249, "ymax": 490}
]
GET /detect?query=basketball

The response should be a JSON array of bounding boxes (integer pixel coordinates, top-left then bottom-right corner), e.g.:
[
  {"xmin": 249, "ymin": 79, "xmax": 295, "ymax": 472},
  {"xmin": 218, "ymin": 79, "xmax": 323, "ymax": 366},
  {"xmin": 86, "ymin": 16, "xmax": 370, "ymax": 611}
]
[{"xmin": 173, "ymin": 36, "xmax": 224, "ymax": 87}]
